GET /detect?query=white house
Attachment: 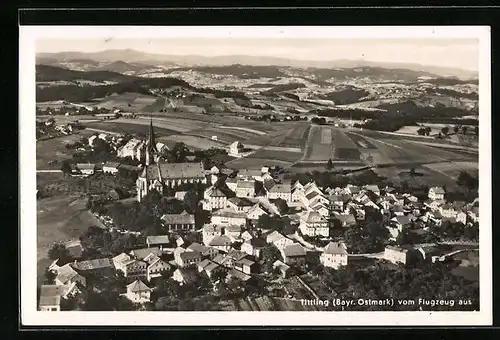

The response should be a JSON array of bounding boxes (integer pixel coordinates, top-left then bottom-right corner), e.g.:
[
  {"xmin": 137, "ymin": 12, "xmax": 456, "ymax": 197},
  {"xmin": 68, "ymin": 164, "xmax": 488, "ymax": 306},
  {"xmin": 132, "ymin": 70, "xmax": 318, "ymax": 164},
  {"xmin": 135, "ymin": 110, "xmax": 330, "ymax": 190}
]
[
  {"xmin": 299, "ymin": 211, "xmax": 329, "ymax": 237},
  {"xmin": 235, "ymin": 180, "xmax": 255, "ymax": 198},
  {"xmin": 228, "ymin": 141, "xmax": 244, "ymax": 157},
  {"xmin": 203, "ymin": 186, "xmax": 231, "ymax": 210},
  {"xmin": 76, "ymin": 163, "xmax": 96, "ymax": 176},
  {"xmin": 267, "ymin": 182, "xmax": 292, "ymax": 202},
  {"xmin": 202, "ymin": 224, "xmax": 224, "ymax": 246},
  {"xmin": 102, "ymin": 162, "xmax": 121, "ymax": 175},
  {"xmin": 124, "ymin": 280, "xmax": 151, "ymax": 303},
  {"xmin": 320, "ymin": 242, "xmax": 348, "ymax": 269},
  {"xmin": 384, "ymin": 246, "xmax": 410, "ymax": 264},
  {"xmin": 211, "ymin": 208, "xmax": 247, "ymax": 227},
  {"xmin": 428, "ymin": 187, "xmax": 446, "ymax": 201}
]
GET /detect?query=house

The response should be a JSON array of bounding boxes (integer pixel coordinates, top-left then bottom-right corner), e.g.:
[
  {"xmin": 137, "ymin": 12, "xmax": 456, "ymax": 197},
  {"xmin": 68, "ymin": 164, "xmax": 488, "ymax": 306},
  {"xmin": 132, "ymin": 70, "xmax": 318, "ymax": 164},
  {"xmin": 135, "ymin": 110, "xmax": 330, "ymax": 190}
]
[
  {"xmin": 282, "ymin": 244, "xmax": 307, "ymax": 267},
  {"xmin": 197, "ymin": 259, "xmax": 224, "ymax": 279},
  {"xmin": 237, "ymin": 168, "xmax": 263, "ymax": 181},
  {"xmin": 416, "ymin": 245, "xmax": 441, "ymax": 262},
  {"xmin": 118, "ymin": 138, "xmax": 144, "ymax": 161},
  {"xmin": 241, "ymin": 230, "xmax": 256, "ymax": 241},
  {"xmin": 235, "ymin": 180, "xmax": 256, "ymax": 198},
  {"xmin": 39, "ymin": 284, "xmax": 79, "ymax": 311},
  {"xmin": 439, "ymin": 204, "xmax": 458, "ymax": 219},
  {"xmin": 76, "ymin": 163, "xmax": 96, "ymax": 176},
  {"xmin": 211, "ymin": 208, "xmax": 247, "ymax": 227},
  {"xmin": 144, "ymin": 253, "xmax": 171, "ymax": 281},
  {"xmin": 234, "ymin": 257, "xmax": 258, "ymax": 274},
  {"xmin": 227, "ymin": 268, "xmax": 252, "ymax": 282},
  {"xmin": 202, "ymin": 224, "xmax": 224, "ymax": 246},
  {"xmin": 103, "ymin": 162, "xmax": 121, "ymax": 175},
  {"xmin": 224, "ymin": 224, "xmax": 243, "ymax": 239},
  {"xmin": 146, "ymin": 235, "xmax": 170, "ymax": 249},
  {"xmin": 172, "ymin": 268, "xmax": 199, "ymax": 285},
  {"xmin": 71, "ymin": 258, "xmax": 114, "ymax": 276},
  {"xmin": 129, "ymin": 247, "xmax": 163, "ymax": 261},
  {"xmin": 320, "ymin": 242, "xmax": 348, "ymax": 269},
  {"xmin": 136, "ymin": 162, "xmax": 207, "ymax": 202},
  {"xmin": 49, "ymin": 261, "xmax": 86, "ymax": 288},
  {"xmin": 390, "ymin": 215, "xmax": 413, "ymax": 229},
  {"xmin": 328, "ymin": 194, "xmax": 349, "ymax": 211},
  {"xmin": 312, "ymin": 203, "xmax": 330, "ymax": 218},
  {"xmin": 344, "ymin": 185, "xmax": 360, "ymax": 195},
  {"xmin": 265, "ymin": 230, "xmax": 295, "ymax": 250},
  {"xmin": 174, "ymin": 248, "xmax": 203, "ymax": 268},
  {"xmin": 363, "ymin": 185, "xmax": 380, "ymax": 196},
  {"xmin": 124, "ymin": 280, "xmax": 151, "ymax": 303},
  {"xmin": 333, "ymin": 213, "xmax": 357, "ymax": 228},
  {"xmin": 241, "ymin": 237, "xmax": 267, "ymax": 259},
  {"xmin": 161, "ymin": 211, "xmax": 196, "ymax": 232},
  {"xmin": 227, "ymin": 197, "xmax": 254, "ymax": 212},
  {"xmin": 209, "ymin": 235, "xmax": 233, "ymax": 252},
  {"xmin": 272, "ymin": 260, "xmax": 292, "ymax": 278},
  {"xmin": 64, "ymin": 240, "xmax": 84, "ymax": 259},
  {"xmin": 428, "ymin": 187, "xmax": 446, "ymax": 201},
  {"xmin": 175, "ymin": 191, "xmax": 187, "ymax": 200},
  {"xmin": 246, "ymin": 203, "xmax": 269, "ymax": 221},
  {"xmin": 424, "ymin": 199, "xmax": 446, "ymax": 211},
  {"xmin": 187, "ymin": 242, "xmax": 219, "ymax": 259},
  {"xmin": 113, "ymin": 253, "xmax": 147, "ymax": 280},
  {"xmin": 384, "ymin": 245, "xmax": 410, "ymax": 264},
  {"xmin": 225, "ymin": 177, "xmax": 238, "ymax": 192},
  {"xmin": 299, "ymin": 211, "xmax": 329, "ymax": 237},
  {"xmin": 267, "ymin": 182, "xmax": 292, "ymax": 202},
  {"xmin": 203, "ymin": 186, "xmax": 232, "ymax": 210},
  {"xmin": 228, "ymin": 141, "xmax": 244, "ymax": 157}
]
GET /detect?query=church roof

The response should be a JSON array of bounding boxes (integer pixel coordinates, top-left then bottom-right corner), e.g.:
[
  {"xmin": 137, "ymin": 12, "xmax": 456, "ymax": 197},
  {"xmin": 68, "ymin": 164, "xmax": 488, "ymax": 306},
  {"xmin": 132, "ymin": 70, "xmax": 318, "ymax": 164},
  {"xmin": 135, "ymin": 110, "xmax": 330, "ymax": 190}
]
[{"xmin": 142, "ymin": 162, "xmax": 205, "ymax": 180}]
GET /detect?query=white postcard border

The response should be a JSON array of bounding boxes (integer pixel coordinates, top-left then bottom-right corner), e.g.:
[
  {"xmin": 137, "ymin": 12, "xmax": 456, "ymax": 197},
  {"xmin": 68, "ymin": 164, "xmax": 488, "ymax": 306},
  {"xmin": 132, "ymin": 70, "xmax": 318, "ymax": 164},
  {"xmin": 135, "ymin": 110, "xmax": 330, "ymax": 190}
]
[{"xmin": 20, "ymin": 25, "xmax": 492, "ymax": 326}]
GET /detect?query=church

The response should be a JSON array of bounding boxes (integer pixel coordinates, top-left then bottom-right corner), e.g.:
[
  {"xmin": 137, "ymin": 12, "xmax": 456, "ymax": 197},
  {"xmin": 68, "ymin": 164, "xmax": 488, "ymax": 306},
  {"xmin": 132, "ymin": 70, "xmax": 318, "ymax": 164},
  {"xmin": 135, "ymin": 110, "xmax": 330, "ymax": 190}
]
[{"xmin": 136, "ymin": 119, "xmax": 207, "ymax": 202}]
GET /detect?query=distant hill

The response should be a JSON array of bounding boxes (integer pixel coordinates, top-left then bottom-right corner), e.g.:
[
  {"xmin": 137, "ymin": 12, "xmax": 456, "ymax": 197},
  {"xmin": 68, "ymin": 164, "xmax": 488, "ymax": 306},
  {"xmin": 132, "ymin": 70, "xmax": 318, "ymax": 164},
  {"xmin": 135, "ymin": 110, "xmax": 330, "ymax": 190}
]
[
  {"xmin": 94, "ymin": 60, "xmax": 156, "ymax": 73},
  {"xmin": 36, "ymin": 64, "xmax": 137, "ymax": 83},
  {"xmin": 37, "ymin": 49, "xmax": 478, "ymax": 80}
]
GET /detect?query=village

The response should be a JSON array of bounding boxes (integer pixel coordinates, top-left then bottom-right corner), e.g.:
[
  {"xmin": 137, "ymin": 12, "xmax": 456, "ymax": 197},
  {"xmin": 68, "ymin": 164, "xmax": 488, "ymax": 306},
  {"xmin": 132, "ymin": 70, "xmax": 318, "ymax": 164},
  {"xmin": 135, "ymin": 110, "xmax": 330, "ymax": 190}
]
[{"xmin": 38, "ymin": 119, "xmax": 480, "ymax": 312}]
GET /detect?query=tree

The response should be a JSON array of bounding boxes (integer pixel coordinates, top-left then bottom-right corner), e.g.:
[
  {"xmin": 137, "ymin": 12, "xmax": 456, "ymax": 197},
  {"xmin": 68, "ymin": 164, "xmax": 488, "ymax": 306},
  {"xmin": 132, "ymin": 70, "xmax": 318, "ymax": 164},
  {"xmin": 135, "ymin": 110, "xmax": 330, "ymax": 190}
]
[
  {"xmin": 48, "ymin": 243, "xmax": 73, "ymax": 264},
  {"xmin": 409, "ymin": 167, "xmax": 416, "ymax": 177},
  {"xmin": 453, "ymin": 125, "xmax": 460, "ymax": 134},
  {"xmin": 43, "ymin": 268, "xmax": 56, "ymax": 284},
  {"xmin": 461, "ymin": 126, "xmax": 468, "ymax": 135},
  {"xmin": 273, "ymin": 198, "xmax": 289, "ymax": 215},
  {"xmin": 326, "ymin": 159, "xmax": 334, "ymax": 170},
  {"xmin": 168, "ymin": 142, "xmax": 189, "ymax": 163},
  {"xmin": 183, "ymin": 188, "xmax": 200, "ymax": 213},
  {"xmin": 417, "ymin": 128, "xmax": 426, "ymax": 136},
  {"xmin": 61, "ymin": 160, "xmax": 73, "ymax": 176},
  {"xmin": 441, "ymin": 126, "xmax": 449, "ymax": 135},
  {"xmin": 474, "ymin": 126, "xmax": 479, "ymax": 136}
]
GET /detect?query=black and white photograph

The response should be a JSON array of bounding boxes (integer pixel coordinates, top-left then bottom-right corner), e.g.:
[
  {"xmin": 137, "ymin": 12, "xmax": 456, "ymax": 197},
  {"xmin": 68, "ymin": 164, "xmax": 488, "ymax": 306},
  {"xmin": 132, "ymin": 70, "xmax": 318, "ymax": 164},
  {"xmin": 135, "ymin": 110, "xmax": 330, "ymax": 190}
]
[{"xmin": 19, "ymin": 26, "xmax": 491, "ymax": 326}]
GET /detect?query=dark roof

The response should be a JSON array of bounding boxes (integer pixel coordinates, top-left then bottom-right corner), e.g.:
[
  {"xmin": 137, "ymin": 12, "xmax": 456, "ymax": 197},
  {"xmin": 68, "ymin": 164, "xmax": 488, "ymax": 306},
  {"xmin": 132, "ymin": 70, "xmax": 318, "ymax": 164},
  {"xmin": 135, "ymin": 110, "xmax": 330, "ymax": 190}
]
[
  {"xmin": 72, "ymin": 258, "xmax": 113, "ymax": 271},
  {"xmin": 127, "ymin": 280, "xmax": 151, "ymax": 293},
  {"xmin": 103, "ymin": 162, "xmax": 121, "ymax": 168},
  {"xmin": 161, "ymin": 211, "xmax": 195, "ymax": 225},
  {"xmin": 323, "ymin": 242, "xmax": 348, "ymax": 255},
  {"xmin": 284, "ymin": 244, "xmax": 306, "ymax": 257},
  {"xmin": 228, "ymin": 197, "xmax": 254, "ymax": 207},
  {"xmin": 245, "ymin": 238, "xmax": 267, "ymax": 248},
  {"xmin": 143, "ymin": 162, "xmax": 205, "ymax": 180}
]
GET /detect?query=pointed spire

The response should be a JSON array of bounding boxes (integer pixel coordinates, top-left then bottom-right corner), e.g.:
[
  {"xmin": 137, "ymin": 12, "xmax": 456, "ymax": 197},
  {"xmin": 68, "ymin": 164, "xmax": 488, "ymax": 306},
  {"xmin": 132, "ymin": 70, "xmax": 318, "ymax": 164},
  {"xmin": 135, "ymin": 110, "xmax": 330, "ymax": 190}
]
[{"xmin": 148, "ymin": 116, "xmax": 158, "ymax": 153}]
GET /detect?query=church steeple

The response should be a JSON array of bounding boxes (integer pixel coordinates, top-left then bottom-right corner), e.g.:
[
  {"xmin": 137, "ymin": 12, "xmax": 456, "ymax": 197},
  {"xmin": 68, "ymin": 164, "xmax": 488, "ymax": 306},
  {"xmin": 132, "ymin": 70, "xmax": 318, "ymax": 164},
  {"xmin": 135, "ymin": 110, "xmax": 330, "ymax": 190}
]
[{"xmin": 145, "ymin": 116, "xmax": 159, "ymax": 166}]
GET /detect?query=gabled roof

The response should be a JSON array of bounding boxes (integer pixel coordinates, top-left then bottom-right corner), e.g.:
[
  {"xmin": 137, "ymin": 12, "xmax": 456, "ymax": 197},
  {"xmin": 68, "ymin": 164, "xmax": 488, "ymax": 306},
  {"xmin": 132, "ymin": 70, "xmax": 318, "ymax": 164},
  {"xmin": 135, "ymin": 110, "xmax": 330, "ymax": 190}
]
[
  {"xmin": 391, "ymin": 215, "xmax": 412, "ymax": 226},
  {"xmin": 228, "ymin": 268, "xmax": 251, "ymax": 281},
  {"xmin": 305, "ymin": 191, "xmax": 320, "ymax": 200},
  {"xmin": 301, "ymin": 210, "xmax": 326, "ymax": 223},
  {"xmin": 179, "ymin": 250, "xmax": 202, "ymax": 261},
  {"xmin": 103, "ymin": 162, "xmax": 121, "ymax": 168},
  {"xmin": 228, "ymin": 197, "xmax": 253, "ymax": 207},
  {"xmin": 72, "ymin": 258, "xmax": 113, "ymax": 271},
  {"xmin": 336, "ymin": 214, "xmax": 356, "ymax": 225},
  {"xmin": 130, "ymin": 247, "xmax": 163, "ymax": 260},
  {"xmin": 284, "ymin": 244, "xmax": 306, "ymax": 257},
  {"xmin": 161, "ymin": 211, "xmax": 195, "ymax": 225},
  {"xmin": 187, "ymin": 242, "xmax": 213, "ymax": 254},
  {"xmin": 269, "ymin": 182, "xmax": 291, "ymax": 193},
  {"xmin": 266, "ymin": 230, "xmax": 285, "ymax": 243},
  {"xmin": 146, "ymin": 235, "xmax": 170, "ymax": 245},
  {"xmin": 174, "ymin": 268, "xmax": 199, "ymax": 283},
  {"xmin": 55, "ymin": 264, "xmax": 80, "ymax": 285},
  {"xmin": 206, "ymin": 186, "xmax": 230, "ymax": 198},
  {"xmin": 209, "ymin": 235, "xmax": 233, "ymax": 247},
  {"xmin": 236, "ymin": 258, "xmax": 256, "ymax": 267},
  {"xmin": 323, "ymin": 242, "xmax": 348, "ymax": 255},
  {"xmin": 227, "ymin": 249, "xmax": 249, "ymax": 261},
  {"xmin": 244, "ymin": 237, "xmax": 267, "ymax": 248},
  {"xmin": 212, "ymin": 208, "xmax": 246, "ymax": 219},
  {"xmin": 429, "ymin": 186, "xmax": 445, "ymax": 194},
  {"xmin": 127, "ymin": 280, "xmax": 151, "ymax": 293},
  {"xmin": 76, "ymin": 163, "xmax": 96, "ymax": 170},
  {"xmin": 236, "ymin": 180, "xmax": 255, "ymax": 189}
]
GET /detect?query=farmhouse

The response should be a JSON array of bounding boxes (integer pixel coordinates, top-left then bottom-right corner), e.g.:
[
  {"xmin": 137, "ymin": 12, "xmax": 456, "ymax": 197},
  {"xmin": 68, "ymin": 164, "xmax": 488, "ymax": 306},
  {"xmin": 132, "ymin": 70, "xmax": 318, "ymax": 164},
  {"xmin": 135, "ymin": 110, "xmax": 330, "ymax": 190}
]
[
  {"xmin": 174, "ymin": 247, "xmax": 203, "ymax": 268},
  {"xmin": 228, "ymin": 141, "xmax": 245, "ymax": 157},
  {"xmin": 187, "ymin": 242, "xmax": 219, "ymax": 259},
  {"xmin": 112, "ymin": 253, "xmax": 148, "ymax": 280},
  {"xmin": 211, "ymin": 208, "xmax": 247, "ymax": 227},
  {"xmin": 103, "ymin": 162, "xmax": 121, "ymax": 174},
  {"xmin": 203, "ymin": 185, "xmax": 232, "ymax": 210},
  {"xmin": 76, "ymin": 163, "xmax": 96, "ymax": 176},
  {"xmin": 282, "ymin": 244, "xmax": 307, "ymax": 266},
  {"xmin": 266, "ymin": 182, "xmax": 292, "ymax": 202},
  {"xmin": 428, "ymin": 187, "xmax": 446, "ymax": 201},
  {"xmin": 321, "ymin": 242, "xmax": 348, "ymax": 269},
  {"xmin": 160, "ymin": 211, "xmax": 196, "ymax": 232},
  {"xmin": 39, "ymin": 284, "xmax": 80, "ymax": 311},
  {"xmin": 202, "ymin": 224, "xmax": 224, "ymax": 246},
  {"xmin": 235, "ymin": 179, "xmax": 256, "ymax": 198},
  {"xmin": 146, "ymin": 235, "xmax": 170, "ymax": 249},
  {"xmin": 299, "ymin": 211, "xmax": 329, "ymax": 237},
  {"xmin": 240, "ymin": 237, "xmax": 267, "ymax": 259},
  {"xmin": 118, "ymin": 138, "xmax": 145, "ymax": 161},
  {"xmin": 124, "ymin": 280, "xmax": 151, "ymax": 303},
  {"xmin": 227, "ymin": 197, "xmax": 254, "ymax": 212}
]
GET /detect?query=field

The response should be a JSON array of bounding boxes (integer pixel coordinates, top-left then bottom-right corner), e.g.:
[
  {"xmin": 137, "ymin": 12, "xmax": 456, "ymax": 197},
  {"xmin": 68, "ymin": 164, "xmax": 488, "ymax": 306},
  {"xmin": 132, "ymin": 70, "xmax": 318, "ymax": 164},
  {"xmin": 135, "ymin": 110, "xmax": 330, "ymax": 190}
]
[
  {"xmin": 225, "ymin": 157, "xmax": 293, "ymax": 170},
  {"xmin": 37, "ymin": 195, "xmax": 103, "ymax": 283},
  {"xmin": 90, "ymin": 92, "xmax": 158, "ymax": 111},
  {"xmin": 423, "ymin": 161, "xmax": 479, "ymax": 179},
  {"xmin": 303, "ymin": 126, "xmax": 334, "ymax": 162},
  {"xmin": 373, "ymin": 165, "xmax": 463, "ymax": 190},
  {"xmin": 158, "ymin": 134, "xmax": 227, "ymax": 150},
  {"xmin": 36, "ymin": 131, "xmax": 95, "ymax": 169},
  {"xmin": 85, "ymin": 121, "xmax": 179, "ymax": 137},
  {"xmin": 247, "ymin": 148, "xmax": 303, "ymax": 162},
  {"xmin": 269, "ymin": 123, "xmax": 311, "ymax": 149}
]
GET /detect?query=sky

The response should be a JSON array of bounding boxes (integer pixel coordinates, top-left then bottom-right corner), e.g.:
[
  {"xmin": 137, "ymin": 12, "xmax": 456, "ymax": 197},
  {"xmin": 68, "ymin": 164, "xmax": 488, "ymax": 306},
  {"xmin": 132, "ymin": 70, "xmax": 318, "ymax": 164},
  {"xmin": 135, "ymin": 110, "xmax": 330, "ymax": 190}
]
[{"xmin": 36, "ymin": 38, "xmax": 479, "ymax": 71}]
